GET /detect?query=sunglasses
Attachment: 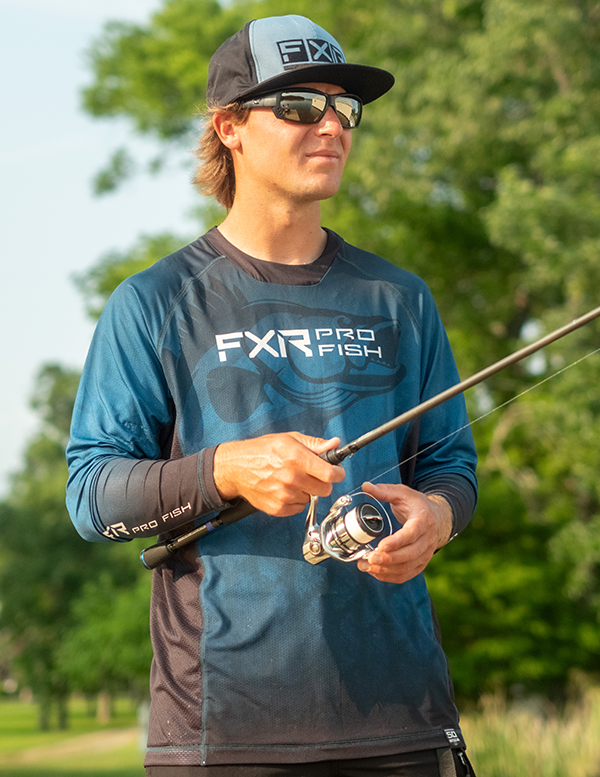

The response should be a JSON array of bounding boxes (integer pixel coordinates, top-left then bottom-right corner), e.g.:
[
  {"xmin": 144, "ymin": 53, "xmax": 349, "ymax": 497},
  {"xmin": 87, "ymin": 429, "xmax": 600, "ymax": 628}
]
[{"xmin": 240, "ymin": 88, "xmax": 363, "ymax": 129}]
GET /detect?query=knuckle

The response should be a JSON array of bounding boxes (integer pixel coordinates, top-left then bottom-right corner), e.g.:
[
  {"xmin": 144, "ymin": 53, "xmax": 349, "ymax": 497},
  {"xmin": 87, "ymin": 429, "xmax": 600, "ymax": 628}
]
[{"xmin": 315, "ymin": 482, "xmax": 333, "ymax": 497}]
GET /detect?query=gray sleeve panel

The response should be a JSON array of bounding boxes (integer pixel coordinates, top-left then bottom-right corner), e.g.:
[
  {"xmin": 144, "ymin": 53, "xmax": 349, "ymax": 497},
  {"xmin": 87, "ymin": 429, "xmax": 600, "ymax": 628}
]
[
  {"xmin": 88, "ymin": 447, "xmax": 228, "ymax": 542},
  {"xmin": 416, "ymin": 472, "xmax": 478, "ymax": 540}
]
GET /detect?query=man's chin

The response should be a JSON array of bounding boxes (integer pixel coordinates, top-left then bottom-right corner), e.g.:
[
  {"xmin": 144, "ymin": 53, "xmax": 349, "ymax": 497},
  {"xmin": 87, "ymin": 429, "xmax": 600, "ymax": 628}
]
[{"xmin": 308, "ymin": 178, "xmax": 344, "ymax": 202}]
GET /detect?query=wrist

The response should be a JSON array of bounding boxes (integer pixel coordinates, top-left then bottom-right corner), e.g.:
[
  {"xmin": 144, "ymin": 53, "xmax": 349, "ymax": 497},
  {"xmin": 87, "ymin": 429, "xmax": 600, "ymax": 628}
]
[
  {"xmin": 213, "ymin": 442, "xmax": 241, "ymax": 502},
  {"xmin": 426, "ymin": 494, "xmax": 453, "ymax": 549}
]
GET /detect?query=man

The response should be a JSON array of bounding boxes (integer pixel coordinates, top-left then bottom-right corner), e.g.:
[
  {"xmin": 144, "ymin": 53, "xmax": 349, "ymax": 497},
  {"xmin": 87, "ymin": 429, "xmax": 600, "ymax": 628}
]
[{"xmin": 67, "ymin": 14, "xmax": 477, "ymax": 777}]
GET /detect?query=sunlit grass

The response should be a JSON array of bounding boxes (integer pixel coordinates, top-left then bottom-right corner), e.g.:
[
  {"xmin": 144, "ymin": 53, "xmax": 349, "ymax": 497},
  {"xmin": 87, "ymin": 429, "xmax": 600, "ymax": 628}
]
[
  {"xmin": 0, "ymin": 741, "xmax": 144, "ymax": 777},
  {"xmin": 0, "ymin": 696, "xmax": 138, "ymax": 754},
  {"xmin": 463, "ymin": 686, "xmax": 600, "ymax": 777},
  {"xmin": 3, "ymin": 688, "xmax": 600, "ymax": 776},
  {"xmin": 0, "ymin": 696, "xmax": 144, "ymax": 775}
]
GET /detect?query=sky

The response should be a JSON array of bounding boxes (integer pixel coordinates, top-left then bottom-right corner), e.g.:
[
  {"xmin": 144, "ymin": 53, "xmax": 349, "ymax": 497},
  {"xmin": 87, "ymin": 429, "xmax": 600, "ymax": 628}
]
[{"xmin": 1, "ymin": 0, "xmax": 202, "ymax": 496}]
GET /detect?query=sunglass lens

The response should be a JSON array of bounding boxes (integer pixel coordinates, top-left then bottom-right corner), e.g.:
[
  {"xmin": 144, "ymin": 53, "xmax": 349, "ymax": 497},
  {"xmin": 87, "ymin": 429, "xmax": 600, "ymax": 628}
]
[
  {"xmin": 278, "ymin": 93, "xmax": 327, "ymax": 124},
  {"xmin": 335, "ymin": 96, "xmax": 361, "ymax": 128},
  {"xmin": 276, "ymin": 91, "xmax": 362, "ymax": 128}
]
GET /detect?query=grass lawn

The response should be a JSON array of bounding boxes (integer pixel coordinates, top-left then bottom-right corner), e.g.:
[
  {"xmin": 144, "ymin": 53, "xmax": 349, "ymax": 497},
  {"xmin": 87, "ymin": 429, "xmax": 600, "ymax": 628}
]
[
  {"xmin": 0, "ymin": 696, "xmax": 146, "ymax": 776},
  {"xmin": 4, "ymin": 687, "xmax": 600, "ymax": 776}
]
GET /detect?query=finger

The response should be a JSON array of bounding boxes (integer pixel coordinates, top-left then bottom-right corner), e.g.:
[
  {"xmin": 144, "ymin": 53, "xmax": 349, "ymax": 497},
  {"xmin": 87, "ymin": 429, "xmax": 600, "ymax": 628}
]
[
  {"xmin": 357, "ymin": 554, "xmax": 419, "ymax": 584},
  {"xmin": 294, "ymin": 437, "xmax": 345, "ymax": 484},
  {"xmin": 277, "ymin": 500, "xmax": 311, "ymax": 517},
  {"xmin": 362, "ymin": 482, "xmax": 432, "ymax": 534},
  {"xmin": 300, "ymin": 477, "xmax": 338, "ymax": 498},
  {"xmin": 358, "ymin": 547, "xmax": 427, "ymax": 584},
  {"xmin": 363, "ymin": 543, "xmax": 412, "ymax": 568},
  {"xmin": 377, "ymin": 517, "xmax": 425, "ymax": 549},
  {"xmin": 291, "ymin": 433, "xmax": 340, "ymax": 455},
  {"xmin": 368, "ymin": 566, "xmax": 421, "ymax": 585}
]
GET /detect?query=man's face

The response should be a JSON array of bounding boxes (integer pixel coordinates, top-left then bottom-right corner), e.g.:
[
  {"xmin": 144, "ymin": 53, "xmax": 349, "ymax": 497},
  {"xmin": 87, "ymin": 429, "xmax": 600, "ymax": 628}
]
[{"xmin": 231, "ymin": 82, "xmax": 353, "ymax": 206}]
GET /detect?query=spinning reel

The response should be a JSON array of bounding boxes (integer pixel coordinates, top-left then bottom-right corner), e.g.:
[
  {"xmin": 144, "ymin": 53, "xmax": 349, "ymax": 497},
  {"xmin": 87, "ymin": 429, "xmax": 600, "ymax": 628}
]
[{"xmin": 302, "ymin": 492, "xmax": 392, "ymax": 565}]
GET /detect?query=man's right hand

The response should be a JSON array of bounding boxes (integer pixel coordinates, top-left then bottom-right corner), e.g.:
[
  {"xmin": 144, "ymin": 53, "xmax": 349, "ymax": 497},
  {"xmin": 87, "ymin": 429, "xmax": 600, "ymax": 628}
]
[{"xmin": 213, "ymin": 433, "xmax": 345, "ymax": 516}]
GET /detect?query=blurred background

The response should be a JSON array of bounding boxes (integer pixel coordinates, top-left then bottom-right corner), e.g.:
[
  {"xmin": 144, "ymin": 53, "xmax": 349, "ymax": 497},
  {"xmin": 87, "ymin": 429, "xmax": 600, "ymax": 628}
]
[
  {"xmin": 0, "ymin": 0, "xmax": 198, "ymax": 497},
  {"xmin": 1, "ymin": 1, "xmax": 600, "ymax": 775}
]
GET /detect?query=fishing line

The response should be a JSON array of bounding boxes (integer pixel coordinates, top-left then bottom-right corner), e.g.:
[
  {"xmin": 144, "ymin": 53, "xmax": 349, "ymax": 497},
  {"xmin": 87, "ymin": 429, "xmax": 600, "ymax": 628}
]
[{"xmin": 346, "ymin": 345, "xmax": 600, "ymax": 496}]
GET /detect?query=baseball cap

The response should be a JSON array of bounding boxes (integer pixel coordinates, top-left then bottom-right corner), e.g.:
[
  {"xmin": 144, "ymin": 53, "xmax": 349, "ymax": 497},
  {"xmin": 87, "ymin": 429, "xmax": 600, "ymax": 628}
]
[{"xmin": 207, "ymin": 15, "xmax": 395, "ymax": 107}]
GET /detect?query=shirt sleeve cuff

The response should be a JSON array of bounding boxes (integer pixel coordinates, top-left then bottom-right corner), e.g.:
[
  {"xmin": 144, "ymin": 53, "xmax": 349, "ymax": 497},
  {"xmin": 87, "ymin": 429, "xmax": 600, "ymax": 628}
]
[
  {"xmin": 418, "ymin": 473, "xmax": 477, "ymax": 542},
  {"xmin": 198, "ymin": 446, "xmax": 230, "ymax": 512}
]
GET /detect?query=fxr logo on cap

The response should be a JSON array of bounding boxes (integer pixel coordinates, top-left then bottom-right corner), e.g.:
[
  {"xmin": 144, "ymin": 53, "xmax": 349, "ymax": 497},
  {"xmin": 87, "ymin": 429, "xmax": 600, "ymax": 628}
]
[{"xmin": 277, "ymin": 38, "xmax": 345, "ymax": 67}]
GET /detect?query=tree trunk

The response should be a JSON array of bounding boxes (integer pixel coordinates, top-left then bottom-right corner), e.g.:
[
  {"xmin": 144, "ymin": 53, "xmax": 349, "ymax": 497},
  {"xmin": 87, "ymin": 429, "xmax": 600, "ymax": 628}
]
[
  {"xmin": 38, "ymin": 694, "xmax": 51, "ymax": 731},
  {"xmin": 57, "ymin": 693, "xmax": 69, "ymax": 730},
  {"xmin": 97, "ymin": 690, "xmax": 112, "ymax": 724}
]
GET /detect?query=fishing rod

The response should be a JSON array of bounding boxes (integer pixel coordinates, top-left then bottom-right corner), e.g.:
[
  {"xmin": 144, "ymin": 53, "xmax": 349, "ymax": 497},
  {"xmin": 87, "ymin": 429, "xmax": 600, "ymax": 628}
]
[{"xmin": 140, "ymin": 304, "xmax": 600, "ymax": 570}]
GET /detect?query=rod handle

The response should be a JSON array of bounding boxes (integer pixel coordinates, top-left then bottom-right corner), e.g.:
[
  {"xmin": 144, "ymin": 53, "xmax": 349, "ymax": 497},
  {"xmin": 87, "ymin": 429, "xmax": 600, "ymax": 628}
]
[
  {"xmin": 139, "ymin": 500, "xmax": 257, "ymax": 569},
  {"xmin": 140, "ymin": 540, "xmax": 177, "ymax": 570}
]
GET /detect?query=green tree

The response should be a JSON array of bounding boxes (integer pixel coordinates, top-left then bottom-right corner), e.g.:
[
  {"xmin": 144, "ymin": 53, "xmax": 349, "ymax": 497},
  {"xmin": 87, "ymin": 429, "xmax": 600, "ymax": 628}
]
[
  {"xmin": 0, "ymin": 366, "xmax": 102, "ymax": 728},
  {"xmin": 58, "ymin": 570, "xmax": 152, "ymax": 704},
  {"xmin": 0, "ymin": 366, "xmax": 153, "ymax": 728},
  {"xmin": 74, "ymin": 231, "xmax": 189, "ymax": 319},
  {"xmin": 77, "ymin": 0, "xmax": 600, "ymax": 699}
]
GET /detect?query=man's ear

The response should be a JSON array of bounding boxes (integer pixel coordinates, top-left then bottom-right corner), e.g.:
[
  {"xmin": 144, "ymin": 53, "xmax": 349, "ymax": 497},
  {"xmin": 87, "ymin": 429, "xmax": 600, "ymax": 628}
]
[{"xmin": 213, "ymin": 112, "xmax": 242, "ymax": 150}]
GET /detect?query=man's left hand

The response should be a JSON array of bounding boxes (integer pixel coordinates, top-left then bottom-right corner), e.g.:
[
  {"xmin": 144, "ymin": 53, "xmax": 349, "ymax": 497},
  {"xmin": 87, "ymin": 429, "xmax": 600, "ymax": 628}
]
[{"xmin": 356, "ymin": 482, "xmax": 453, "ymax": 584}]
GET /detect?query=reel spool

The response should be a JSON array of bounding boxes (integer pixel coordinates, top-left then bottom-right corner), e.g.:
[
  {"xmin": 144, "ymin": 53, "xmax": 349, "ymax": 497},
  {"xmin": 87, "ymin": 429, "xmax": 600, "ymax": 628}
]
[{"xmin": 302, "ymin": 493, "xmax": 391, "ymax": 565}]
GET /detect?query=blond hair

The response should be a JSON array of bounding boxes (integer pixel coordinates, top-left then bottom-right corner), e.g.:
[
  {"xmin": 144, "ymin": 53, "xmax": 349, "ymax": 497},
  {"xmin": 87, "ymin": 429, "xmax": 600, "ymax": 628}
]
[{"xmin": 192, "ymin": 104, "xmax": 251, "ymax": 210}]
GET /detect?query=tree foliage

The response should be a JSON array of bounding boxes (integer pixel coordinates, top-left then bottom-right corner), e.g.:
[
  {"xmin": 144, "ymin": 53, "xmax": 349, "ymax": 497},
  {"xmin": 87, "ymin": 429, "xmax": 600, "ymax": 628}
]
[
  {"xmin": 58, "ymin": 571, "xmax": 152, "ymax": 699},
  {"xmin": 74, "ymin": 231, "xmax": 189, "ymax": 319},
  {"xmin": 0, "ymin": 366, "xmax": 101, "ymax": 727},
  {"xmin": 0, "ymin": 366, "xmax": 152, "ymax": 727}
]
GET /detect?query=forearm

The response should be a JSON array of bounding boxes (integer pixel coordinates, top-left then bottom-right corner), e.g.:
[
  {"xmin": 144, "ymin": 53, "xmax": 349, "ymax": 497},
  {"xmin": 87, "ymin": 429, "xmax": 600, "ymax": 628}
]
[{"xmin": 67, "ymin": 447, "xmax": 227, "ymax": 542}]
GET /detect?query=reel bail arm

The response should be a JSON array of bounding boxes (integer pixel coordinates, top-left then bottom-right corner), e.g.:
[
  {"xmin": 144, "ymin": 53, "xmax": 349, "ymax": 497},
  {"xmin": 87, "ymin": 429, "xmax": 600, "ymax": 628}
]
[{"xmin": 302, "ymin": 494, "xmax": 388, "ymax": 564}]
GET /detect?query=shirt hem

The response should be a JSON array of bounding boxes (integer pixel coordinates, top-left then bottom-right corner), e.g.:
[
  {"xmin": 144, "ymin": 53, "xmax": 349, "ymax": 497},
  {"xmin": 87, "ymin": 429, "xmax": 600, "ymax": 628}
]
[{"xmin": 143, "ymin": 728, "xmax": 465, "ymax": 766}]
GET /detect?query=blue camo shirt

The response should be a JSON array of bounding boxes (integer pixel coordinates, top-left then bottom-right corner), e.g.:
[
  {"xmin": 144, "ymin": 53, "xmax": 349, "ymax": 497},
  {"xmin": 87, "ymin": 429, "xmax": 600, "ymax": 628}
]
[{"xmin": 66, "ymin": 230, "xmax": 478, "ymax": 766}]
